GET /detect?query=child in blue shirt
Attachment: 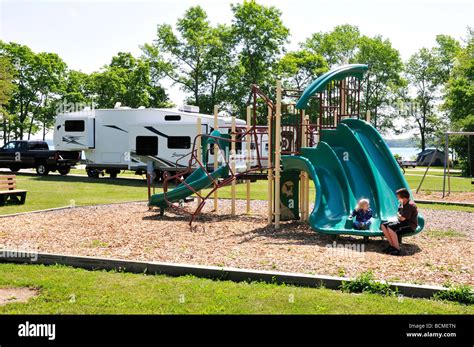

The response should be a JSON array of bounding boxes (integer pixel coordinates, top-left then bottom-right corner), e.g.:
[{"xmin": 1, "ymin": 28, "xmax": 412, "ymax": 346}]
[{"xmin": 350, "ymin": 198, "xmax": 373, "ymax": 230}]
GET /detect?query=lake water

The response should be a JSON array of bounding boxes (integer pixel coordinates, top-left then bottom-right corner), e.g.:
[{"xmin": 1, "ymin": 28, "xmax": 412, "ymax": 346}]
[{"xmin": 389, "ymin": 147, "xmax": 420, "ymax": 160}]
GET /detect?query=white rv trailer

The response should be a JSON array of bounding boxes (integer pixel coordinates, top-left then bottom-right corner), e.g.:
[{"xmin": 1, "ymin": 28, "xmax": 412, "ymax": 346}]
[{"xmin": 54, "ymin": 106, "xmax": 267, "ymax": 179}]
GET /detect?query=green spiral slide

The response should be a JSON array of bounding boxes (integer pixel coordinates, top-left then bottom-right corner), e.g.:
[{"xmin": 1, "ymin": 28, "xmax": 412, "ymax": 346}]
[{"xmin": 282, "ymin": 118, "xmax": 424, "ymax": 237}]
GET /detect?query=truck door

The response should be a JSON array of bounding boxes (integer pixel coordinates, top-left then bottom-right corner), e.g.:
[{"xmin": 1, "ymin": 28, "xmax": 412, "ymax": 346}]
[{"xmin": 0, "ymin": 141, "xmax": 19, "ymax": 165}]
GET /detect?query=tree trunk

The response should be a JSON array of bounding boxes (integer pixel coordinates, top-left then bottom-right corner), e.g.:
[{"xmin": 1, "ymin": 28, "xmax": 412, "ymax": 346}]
[
  {"xmin": 373, "ymin": 108, "xmax": 378, "ymax": 129},
  {"xmin": 420, "ymin": 130, "xmax": 426, "ymax": 152},
  {"xmin": 2, "ymin": 118, "xmax": 6, "ymax": 146},
  {"xmin": 27, "ymin": 115, "xmax": 35, "ymax": 140}
]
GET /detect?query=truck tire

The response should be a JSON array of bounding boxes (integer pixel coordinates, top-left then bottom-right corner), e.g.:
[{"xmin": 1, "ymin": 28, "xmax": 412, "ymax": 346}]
[
  {"xmin": 86, "ymin": 168, "xmax": 101, "ymax": 179},
  {"xmin": 153, "ymin": 170, "xmax": 163, "ymax": 183},
  {"xmin": 9, "ymin": 165, "xmax": 20, "ymax": 173},
  {"xmin": 36, "ymin": 163, "xmax": 50, "ymax": 176},
  {"xmin": 58, "ymin": 167, "xmax": 71, "ymax": 176},
  {"xmin": 106, "ymin": 169, "xmax": 120, "ymax": 179}
]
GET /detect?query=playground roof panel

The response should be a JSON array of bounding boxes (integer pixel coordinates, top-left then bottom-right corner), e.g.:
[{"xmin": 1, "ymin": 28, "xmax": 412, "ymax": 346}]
[{"xmin": 295, "ymin": 64, "xmax": 368, "ymax": 110}]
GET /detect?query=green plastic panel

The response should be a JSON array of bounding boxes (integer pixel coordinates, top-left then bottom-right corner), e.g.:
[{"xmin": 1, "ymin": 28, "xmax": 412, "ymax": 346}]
[{"xmin": 295, "ymin": 64, "xmax": 368, "ymax": 110}]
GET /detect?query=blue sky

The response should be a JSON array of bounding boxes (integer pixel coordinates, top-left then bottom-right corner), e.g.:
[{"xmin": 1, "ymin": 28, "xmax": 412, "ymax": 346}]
[{"xmin": 1, "ymin": 0, "xmax": 472, "ymax": 106}]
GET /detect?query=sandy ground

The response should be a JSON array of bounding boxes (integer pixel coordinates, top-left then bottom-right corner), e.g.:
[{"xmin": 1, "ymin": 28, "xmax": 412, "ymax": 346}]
[
  {"xmin": 0, "ymin": 288, "xmax": 38, "ymax": 306},
  {"xmin": 414, "ymin": 191, "xmax": 474, "ymax": 203},
  {"xmin": 0, "ymin": 200, "xmax": 472, "ymax": 286}
]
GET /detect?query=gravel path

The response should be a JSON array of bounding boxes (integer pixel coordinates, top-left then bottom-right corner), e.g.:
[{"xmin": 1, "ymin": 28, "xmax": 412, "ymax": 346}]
[{"xmin": 0, "ymin": 200, "xmax": 472, "ymax": 286}]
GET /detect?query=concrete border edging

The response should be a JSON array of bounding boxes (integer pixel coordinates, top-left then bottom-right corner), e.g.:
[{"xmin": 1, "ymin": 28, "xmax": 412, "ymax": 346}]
[{"xmin": 0, "ymin": 251, "xmax": 449, "ymax": 299}]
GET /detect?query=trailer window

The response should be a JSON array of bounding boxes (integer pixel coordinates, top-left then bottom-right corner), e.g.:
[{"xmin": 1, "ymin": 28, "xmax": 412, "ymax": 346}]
[
  {"xmin": 136, "ymin": 136, "xmax": 158, "ymax": 155},
  {"xmin": 168, "ymin": 136, "xmax": 191, "ymax": 149},
  {"xmin": 65, "ymin": 120, "xmax": 85, "ymax": 132},
  {"xmin": 165, "ymin": 115, "xmax": 181, "ymax": 121}
]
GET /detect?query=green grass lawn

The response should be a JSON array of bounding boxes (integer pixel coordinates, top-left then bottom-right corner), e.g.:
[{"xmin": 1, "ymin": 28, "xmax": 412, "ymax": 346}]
[
  {"xmin": 69, "ymin": 168, "xmax": 141, "ymax": 178},
  {"xmin": 404, "ymin": 174, "xmax": 471, "ymax": 192},
  {"xmin": 0, "ymin": 264, "xmax": 471, "ymax": 314},
  {"xmin": 0, "ymin": 172, "xmax": 472, "ymax": 215},
  {"xmin": 404, "ymin": 167, "xmax": 463, "ymax": 177},
  {"xmin": 0, "ymin": 173, "xmax": 149, "ymax": 215}
]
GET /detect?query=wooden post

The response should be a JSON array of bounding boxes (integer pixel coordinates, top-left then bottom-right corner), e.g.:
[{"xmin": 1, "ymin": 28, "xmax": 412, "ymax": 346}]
[
  {"xmin": 340, "ymin": 79, "xmax": 347, "ymax": 117},
  {"xmin": 274, "ymin": 81, "xmax": 282, "ymax": 229},
  {"xmin": 316, "ymin": 116, "xmax": 320, "ymax": 144},
  {"xmin": 246, "ymin": 106, "xmax": 251, "ymax": 214},
  {"xmin": 366, "ymin": 110, "xmax": 371, "ymax": 123},
  {"xmin": 196, "ymin": 117, "xmax": 202, "ymax": 206},
  {"xmin": 231, "ymin": 116, "xmax": 236, "ymax": 216},
  {"xmin": 267, "ymin": 106, "xmax": 273, "ymax": 225},
  {"xmin": 213, "ymin": 105, "xmax": 219, "ymax": 211}
]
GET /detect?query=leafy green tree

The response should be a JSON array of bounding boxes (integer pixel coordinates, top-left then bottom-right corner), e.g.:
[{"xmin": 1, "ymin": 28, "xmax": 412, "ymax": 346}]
[
  {"xmin": 229, "ymin": 0, "xmax": 289, "ymax": 116},
  {"xmin": 278, "ymin": 50, "xmax": 328, "ymax": 90},
  {"xmin": 443, "ymin": 30, "xmax": 473, "ymax": 123},
  {"xmin": 0, "ymin": 56, "xmax": 14, "ymax": 106},
  {"xmin": 61, "ymin": 70, "xmax": 93, "ymax": 105},
  {"xmin": 91, "ymin": 52, "xmax": 169, "ymax": 108},
  {"xmin": 0, "ymin": 56, "xmax": 15, "ymax": 144},
  {"xmin": 145, "ymin": 7, "xmax": 213, "ymax": 112},
  {"xmin": 303, "ymin": 24, "xmax": 360, "ymax": 67},
  {"xmin": 443, "ymin": 29, "xmax": 473, "ymax": 175},
  {"xmin": 432, "ymin": 34, "xmax": 462, "ymax": 85},
  {"xmin": 405, "ymin": 36, "xmax": 461, "ymax": 151},
  {"xmin": 144, "ymin": 6, "xmax": 233, "ymax": 113},
  {"xmin": 198, "ymin": 24, "xmax": 236, "ymax": 113},
  {"xmin": 355, "ymin": 35, "xmax": 404, "ymax": 131},
  {"xmin": 405, "ymin": 48, "xmax": 443, "ymax": 151},
  {"xmin": 0, "ymin": 42, "xmax": 67, "ymax": 140}
]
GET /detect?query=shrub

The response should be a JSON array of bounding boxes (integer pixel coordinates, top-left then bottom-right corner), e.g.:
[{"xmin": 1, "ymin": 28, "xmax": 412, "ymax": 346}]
[
  {"xmin": 434, "ymin": 285, "xmax": 474, "ymax": 305},
  {"xmin": 340, "ymin": 271, "xmax": 398, "ymax": 296}
]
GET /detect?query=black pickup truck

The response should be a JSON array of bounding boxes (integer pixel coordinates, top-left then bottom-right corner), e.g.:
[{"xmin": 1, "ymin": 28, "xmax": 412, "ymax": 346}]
[{"xmin": 0, "ymin": 140, "xmax": 81, "ymax": 176}]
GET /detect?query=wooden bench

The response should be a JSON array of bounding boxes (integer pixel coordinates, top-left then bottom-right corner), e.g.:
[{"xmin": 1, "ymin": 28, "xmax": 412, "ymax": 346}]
[{"xmin": 0, "ymin": 175, "xmax": 27, "ymax": 206}]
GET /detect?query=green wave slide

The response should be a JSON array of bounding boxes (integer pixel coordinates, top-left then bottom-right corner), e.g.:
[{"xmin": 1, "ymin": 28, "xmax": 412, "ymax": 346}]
[
  {"xmin": 148, "ymin": 130, "xmax": 230, "ymax": 209},
  {"xmin": 282, "ymin": 118, "xmax": 424, "ymax": 237}
]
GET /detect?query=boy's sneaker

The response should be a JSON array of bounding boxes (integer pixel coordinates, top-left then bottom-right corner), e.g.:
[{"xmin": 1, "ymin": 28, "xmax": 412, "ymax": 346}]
[
  {"xmin": 389, "ymin": 248, "xmax": 402, "ymax": 256},
  {"xmin": 382, "ymin": 246, "xmax": 396, "ymax": 253}
]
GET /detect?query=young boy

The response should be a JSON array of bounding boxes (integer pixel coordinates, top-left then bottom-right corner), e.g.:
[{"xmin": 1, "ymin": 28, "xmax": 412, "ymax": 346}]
[{"xmin": 381, "ymin": 188, "xmax": 418, "ymax": 256}]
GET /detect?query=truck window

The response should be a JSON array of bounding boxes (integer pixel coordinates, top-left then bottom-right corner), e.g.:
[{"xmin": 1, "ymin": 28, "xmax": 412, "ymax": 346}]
[
  {"xmin": 2, "ymin": 142, "xmax": 16, "ymax": 150},
  {"xmin": 65, "ymin": 120, "xmax": 85, "ymax": 132},
  {"xmin": 29, "ymin": 142, "xmax": 49, "ymax": 150},
  {"xmin": 168, "ymin": 136, "xmax": 191, "ymax": 149},
  {"xmin": 136, "ymin": 136, "xmax": 158, "ymax": 156}
]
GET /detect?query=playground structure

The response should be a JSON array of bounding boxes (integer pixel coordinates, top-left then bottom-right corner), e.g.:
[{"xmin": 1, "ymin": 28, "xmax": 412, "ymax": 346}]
[
  {"xmin": 415, "ymin": 131, "xmax": 473, "ymax": 197},
  {"xmin": 148, "ymin": 64, "xmax": 424, "ymax": 239}
]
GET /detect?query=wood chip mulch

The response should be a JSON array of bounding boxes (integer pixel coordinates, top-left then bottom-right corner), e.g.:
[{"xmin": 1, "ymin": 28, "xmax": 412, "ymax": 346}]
[{"xmin": 0, "ymin": 200, "xmax": 472, "ymax": 286}]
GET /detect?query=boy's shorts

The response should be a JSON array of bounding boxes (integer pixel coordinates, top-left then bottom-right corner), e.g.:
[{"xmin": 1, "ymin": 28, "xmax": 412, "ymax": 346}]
[{"xmin": 382, "ymin": 221, "xmax": 414, "ymax": 236}]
